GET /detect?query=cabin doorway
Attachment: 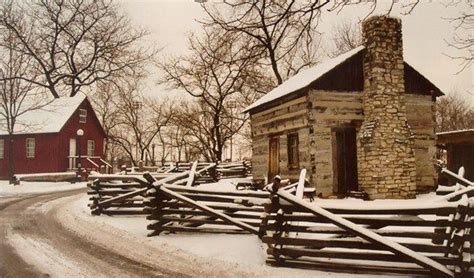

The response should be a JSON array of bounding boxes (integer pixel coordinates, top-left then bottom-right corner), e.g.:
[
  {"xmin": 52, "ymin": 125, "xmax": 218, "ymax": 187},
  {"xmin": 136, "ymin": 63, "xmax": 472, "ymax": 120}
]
[
  {"xmin": 268, "ymin": 137, "xmax": 280, "ymax": 181},
  {"xmin": 69, "ymin": 138, "xmax": 77, "ymax": 169},
  {"xmin": 332, "ymin": 127, "xmax": 358, "ymax": 194}
]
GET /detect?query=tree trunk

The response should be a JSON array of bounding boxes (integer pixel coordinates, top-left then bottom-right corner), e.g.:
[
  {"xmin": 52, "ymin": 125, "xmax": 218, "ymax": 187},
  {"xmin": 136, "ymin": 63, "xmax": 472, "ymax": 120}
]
[{"xmin": 7, "ymin": 134, "xmax": 14, "ymax": 184}]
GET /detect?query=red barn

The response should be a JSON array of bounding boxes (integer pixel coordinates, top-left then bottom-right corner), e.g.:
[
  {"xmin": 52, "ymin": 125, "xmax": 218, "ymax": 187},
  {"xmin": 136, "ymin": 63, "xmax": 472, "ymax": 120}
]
[{"xmin": 0, "ymin": 94, "xmax": 107, "ymax": 179}]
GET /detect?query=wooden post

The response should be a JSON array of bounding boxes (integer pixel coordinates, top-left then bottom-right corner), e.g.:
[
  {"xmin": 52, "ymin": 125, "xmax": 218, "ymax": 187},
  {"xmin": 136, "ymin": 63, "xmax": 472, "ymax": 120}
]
[{"xmin": 186, "ymin": 161, "xmax": 198, "ymax": 187}]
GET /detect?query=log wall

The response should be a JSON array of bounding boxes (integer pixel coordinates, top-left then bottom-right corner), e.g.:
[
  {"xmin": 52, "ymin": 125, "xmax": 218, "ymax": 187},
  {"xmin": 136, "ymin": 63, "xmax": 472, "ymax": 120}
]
[
  {"xmin": 250, "ymin": 95, "xmax": 310, "ymax": 182},
  {"xmin": 249, "ymin": 91, "xmax": 437, "ymax": 196},
  {"xmin": 406, "ymin": 94, "xmax": 437, "ymax": 191},
  {"xmin": 308, "ymin": 91, "xmax": 364, "ymax": 196}
]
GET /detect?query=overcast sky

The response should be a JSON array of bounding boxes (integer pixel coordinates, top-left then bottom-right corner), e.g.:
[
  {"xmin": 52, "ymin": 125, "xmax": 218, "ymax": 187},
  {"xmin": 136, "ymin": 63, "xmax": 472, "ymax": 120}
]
[{"xmin": 119, "ymin": 0, "xmax": 473, "ymax": 103}]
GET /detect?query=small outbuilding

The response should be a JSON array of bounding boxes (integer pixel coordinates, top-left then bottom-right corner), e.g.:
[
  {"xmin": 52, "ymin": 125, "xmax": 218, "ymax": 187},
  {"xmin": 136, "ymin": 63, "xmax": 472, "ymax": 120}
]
[
  {"xmin": 244, "ymin": 16, "xmax": 444, "ymax": 199},
  {"xmin": 437, "ymin": 129, "xmax": 474, "ymax": 182},
  {"xmin": 0, "ymin": 94, "xmax": 107, "ymax": 179}
]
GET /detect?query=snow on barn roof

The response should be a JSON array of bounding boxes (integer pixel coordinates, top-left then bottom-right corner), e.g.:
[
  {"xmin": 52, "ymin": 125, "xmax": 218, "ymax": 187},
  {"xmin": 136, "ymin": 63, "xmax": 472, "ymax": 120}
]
[
  {"xmin": 0, "ymin": 94, "xmax": 86, "ymax": 135},
  {"xmin": 243, "ymin": 46, "xmax": 365, "ymax": 113}
]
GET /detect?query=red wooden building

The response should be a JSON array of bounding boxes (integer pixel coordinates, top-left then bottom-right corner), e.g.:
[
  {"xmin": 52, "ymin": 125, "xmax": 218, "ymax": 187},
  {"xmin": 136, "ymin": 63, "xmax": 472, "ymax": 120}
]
[{"xmin": 0, "ymin": 94, "xmax": 107, "ymax": 179}]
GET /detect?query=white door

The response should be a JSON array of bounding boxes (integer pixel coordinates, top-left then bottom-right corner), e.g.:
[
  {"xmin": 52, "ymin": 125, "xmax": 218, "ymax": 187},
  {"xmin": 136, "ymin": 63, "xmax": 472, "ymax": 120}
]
[{"xmin": 69, "ymin": 138, "xmax": 76, "ymax": 169}]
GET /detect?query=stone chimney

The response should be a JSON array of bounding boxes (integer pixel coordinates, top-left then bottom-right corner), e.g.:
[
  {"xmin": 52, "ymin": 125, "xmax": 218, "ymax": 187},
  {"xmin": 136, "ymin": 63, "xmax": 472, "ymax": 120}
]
[{"xmin": 357, "ymin": 16, "xmax": 417, "ymax": 199}]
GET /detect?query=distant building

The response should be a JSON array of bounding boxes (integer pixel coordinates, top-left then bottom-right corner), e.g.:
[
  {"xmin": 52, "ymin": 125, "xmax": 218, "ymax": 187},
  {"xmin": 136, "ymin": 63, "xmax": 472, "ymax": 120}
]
[
  {"xmin": 437, "ymin": 129, "xmax": 474, "ymax": 182},
  {"xmin": 244, "ymin": 16, "xmax": 444, "ymax": 199},
  {"xmin": 0, "ymin": 94, "xmax": 107, "ymax": 179}
]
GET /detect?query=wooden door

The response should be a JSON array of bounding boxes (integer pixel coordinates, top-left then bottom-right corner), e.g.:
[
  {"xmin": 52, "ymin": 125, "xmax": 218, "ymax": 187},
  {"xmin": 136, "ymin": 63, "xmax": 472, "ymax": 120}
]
[
  {"xmin": 268, "ymin": 137, "xmax": 280, "ymax": 181},
  {"xmin": 332, "ymin": 127, "xmax": 358, "ymax": 194}
]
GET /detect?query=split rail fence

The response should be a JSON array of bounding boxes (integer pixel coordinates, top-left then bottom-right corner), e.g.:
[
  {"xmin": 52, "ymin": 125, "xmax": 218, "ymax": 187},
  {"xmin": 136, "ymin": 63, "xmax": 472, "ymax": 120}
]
[
  {"xmin": 259, "ymin": 169, "xmax": 474, "ymax": 277},
  {"xmin": 86, "ymin": 165, "xmax": 473, "ymax": 277}
]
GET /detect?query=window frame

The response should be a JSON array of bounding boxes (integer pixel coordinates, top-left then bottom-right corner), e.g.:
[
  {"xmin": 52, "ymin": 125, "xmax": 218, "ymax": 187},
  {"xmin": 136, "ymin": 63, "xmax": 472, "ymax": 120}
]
[
  {"xmin": 0, "ymin": 139, "xmax": 4, "ymax": 159},
  {"xmin": 287, "ymin": 133, "xmax": 299, "ymax": 169},
  {"xmin": 26, "ymin": 138, "xmax": 35, "ymax": 158},
  {"xmin": 79, "ymin": 108, "xmax": 87, "ymax": 123},
  {"xmin": 87, "ymin": 140, "xmax": 95, "ymax": 157}
]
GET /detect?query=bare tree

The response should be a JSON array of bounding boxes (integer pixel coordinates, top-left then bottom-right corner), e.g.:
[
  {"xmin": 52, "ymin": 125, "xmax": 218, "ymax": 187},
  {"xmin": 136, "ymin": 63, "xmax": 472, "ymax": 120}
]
[
  {"xmin": 0, "ymin": 0, "xmax": 153, "ymax": 98},
  {"xmin": 436, "ymin": 92, "xmax": 474, "ymax": 132},
  {"xmin": 159, "ymin": 29, "xmax": 259, "ymax": 162},
  {"xmin": 108, "ymin": 78, "xmax": 174, "ymax": 166},
  {"xmin": 328, "ymin": 20, "xmax": 363, "ymax": 58},
  {"xmin": 201, "ymin": 0, "xmax": 327, "ymax": 85},
  {"xmin": 0, "ymin": 27, "xmax": 50, "ymax": 182},
  {"xmin": 443, "ymin": 1, "xmax": 473, "ymax": 73}
]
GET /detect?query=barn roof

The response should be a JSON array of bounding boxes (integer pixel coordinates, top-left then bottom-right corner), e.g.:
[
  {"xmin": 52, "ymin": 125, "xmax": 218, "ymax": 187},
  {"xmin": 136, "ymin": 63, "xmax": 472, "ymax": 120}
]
[
  {"xmin": 0, "ymin": 94, "xmax": 87, "ymax": 135},
  {"xmin": 437, "ymin": 129, "xmax": 474, "ymax": 145},
  {"xmin": 244, "ymin": 45, "xmax": 444, "ymax": 113}
]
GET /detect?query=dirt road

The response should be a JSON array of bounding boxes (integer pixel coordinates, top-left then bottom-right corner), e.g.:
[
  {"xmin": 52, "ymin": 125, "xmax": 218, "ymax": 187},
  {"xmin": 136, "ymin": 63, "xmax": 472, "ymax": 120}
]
[{"xmin": 0, "ymin": 190, "xmax": 185, "ymax": 277}]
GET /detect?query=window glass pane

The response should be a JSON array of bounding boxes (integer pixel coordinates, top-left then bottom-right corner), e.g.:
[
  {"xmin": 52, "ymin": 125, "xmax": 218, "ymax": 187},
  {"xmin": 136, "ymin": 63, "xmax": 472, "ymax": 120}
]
[
  {"xmin": 287, "ymin": 133, "xmax": 299, "ymax": 168},
  {"xmin": 26, "ymin": 138, "xmax": 35, "ymax": 158},
  {"xmin": 79, "ymin": 109, "xmax": 87, "ymax": 123},
  {"xmin": 87, "ymin": 140, "xmax": 95, "ymax": 156}
]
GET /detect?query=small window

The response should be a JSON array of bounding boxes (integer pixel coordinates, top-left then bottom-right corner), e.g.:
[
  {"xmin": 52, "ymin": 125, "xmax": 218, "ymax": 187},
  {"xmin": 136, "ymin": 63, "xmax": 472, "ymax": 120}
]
[
  {"xmin": 0, "ymin": 139, "xmax": 4, "ymax": 159},
  {"xmin": 287, "ymin": 133, "xmax": 299, "ymax": 169},
  {"xmin": 79, "ymin": 109, "xmax": 87, "ymax": 123},
  {"xmin": 87, "ymin": 140, "xmax": 95, "ymax": 156},
  {"xmin": 26, "ymin": 138, "xmax": 35, "ymax": 158}
]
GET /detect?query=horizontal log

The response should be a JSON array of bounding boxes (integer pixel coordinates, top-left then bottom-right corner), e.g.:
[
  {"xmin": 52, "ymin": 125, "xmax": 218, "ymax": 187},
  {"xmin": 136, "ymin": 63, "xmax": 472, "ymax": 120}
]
[
  {"xmin": 260, "ymin": 224, "xmax": 449, "ymax": 240},
  {"xmin": 98, "ymin": 209, "xmax": 148, "ymax": 215},
  {"xmin": 150, "ymin": 225, "xmax": 249, "ymax": 235},
  {"xmin": 278, "ymin": 204, "xmax": 460, "ymax": 216},
  {"xmin": 266, "ymin": 257, "xmax": 429, "ymax": 276},
  {"xmin": 262, "ymin": 236, "xmax": 465, "ymax": 254},
  {"xmin": 147, "ymin": 208, "xmax": 263, "ymax": 220},
  {"xmin": 164, "ymin": 184, "xmax": 269, "ymax": 198},
  {"xmin": 268, "ymin": 247, "xmax": 468, "ymax": 267},
  {"xmin": 154, "ymin": 200, "xmax": 264, "ymax": 212},
  {"xmin": 265, "ymin": 214, "xmax": 473, "ymax": 228},
  {"xmin": 150, "ymin": 216, "xmax": 260, "ymax": 227}
]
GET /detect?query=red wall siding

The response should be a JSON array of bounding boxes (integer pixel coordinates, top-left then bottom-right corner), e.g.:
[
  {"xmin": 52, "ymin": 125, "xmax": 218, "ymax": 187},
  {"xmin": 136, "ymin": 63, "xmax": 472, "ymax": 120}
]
[
  {"xmin": 0, "ymin": 98, "xmax": 106, "ymax": 179},
  {"xmin": 0, "ymin": 134, "xmax": 61, "ymax": 177}
]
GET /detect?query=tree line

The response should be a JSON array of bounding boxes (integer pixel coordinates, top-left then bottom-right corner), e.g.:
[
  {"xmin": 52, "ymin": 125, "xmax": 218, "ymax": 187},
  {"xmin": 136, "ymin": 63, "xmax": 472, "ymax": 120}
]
[{"xmin": 0, "ymin": 0, "xmax": 471, "ymax": 182}]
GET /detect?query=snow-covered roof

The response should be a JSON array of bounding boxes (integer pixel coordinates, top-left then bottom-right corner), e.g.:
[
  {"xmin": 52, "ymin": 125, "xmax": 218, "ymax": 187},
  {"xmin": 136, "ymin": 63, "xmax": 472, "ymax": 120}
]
[
  {"xmin": 243, "ymin": 46, "xmax": 365, "ymax": 113},
  {"xmin": 0, "ymin": 94, "xmax": 87, "ymax": 135},
  {"xmin": 244, "ymin": 45, "xmax": 444, "ymax": 113}
]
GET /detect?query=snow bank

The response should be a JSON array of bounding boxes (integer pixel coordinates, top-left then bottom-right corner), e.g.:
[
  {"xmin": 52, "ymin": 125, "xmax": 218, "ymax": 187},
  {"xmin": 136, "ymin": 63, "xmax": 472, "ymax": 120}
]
[{"xmin": 0, "ymin": 181, "xmax": 86, "ymax": 197}]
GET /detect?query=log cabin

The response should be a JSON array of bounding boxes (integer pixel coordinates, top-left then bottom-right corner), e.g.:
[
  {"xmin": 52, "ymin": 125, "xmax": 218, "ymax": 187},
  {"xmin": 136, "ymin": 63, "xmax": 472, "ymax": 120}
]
[
  {"xmin": 244, "ymin": 16, "xmax": 444, "ymax": 199},
  {"xmin": 0, "ymin": 94, "xmax": 107, "ymax": 179}
]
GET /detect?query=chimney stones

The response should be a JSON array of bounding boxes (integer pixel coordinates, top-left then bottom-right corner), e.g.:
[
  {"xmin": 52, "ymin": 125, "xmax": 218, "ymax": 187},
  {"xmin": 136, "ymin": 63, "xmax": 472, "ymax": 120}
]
[{"xmin": 357, "ymin": 16, "xmax": 417, "ymax": 199}]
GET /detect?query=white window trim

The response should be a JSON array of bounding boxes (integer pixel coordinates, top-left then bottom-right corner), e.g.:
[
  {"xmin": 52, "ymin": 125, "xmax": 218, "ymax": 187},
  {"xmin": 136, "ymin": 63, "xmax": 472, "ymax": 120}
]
[
  {"xmin": 26, "ymin": 138, "xmax": 35, "ymax": 158},
  {"xmin": 79, "ymin": 108, "xmax": 87, "ymax": 123}
]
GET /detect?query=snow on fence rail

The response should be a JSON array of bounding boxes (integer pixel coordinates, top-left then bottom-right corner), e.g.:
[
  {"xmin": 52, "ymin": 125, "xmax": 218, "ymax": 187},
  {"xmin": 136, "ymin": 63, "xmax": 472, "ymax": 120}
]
[{"xmin": 260, "ymin": 175, "xmax": 474, "ymax": 277}]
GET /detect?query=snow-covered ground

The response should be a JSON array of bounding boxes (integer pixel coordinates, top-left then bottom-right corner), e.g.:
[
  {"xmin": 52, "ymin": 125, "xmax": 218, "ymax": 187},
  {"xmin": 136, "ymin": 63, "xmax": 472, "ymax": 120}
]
[
  {"xmin": 0, "ymin": 180, "xmax": 86, "ymax": 197},
  {"xmin": 3, "ymin": 177, "xmax": 437, "ymax": 277},
  {"xmin": 68, "ymin": 194, "xmax": 392, "ymax": 277}
]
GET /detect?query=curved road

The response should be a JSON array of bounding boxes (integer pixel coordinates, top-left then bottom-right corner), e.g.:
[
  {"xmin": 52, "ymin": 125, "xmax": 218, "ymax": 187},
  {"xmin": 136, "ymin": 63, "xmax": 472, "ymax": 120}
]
[{"xmin": 0, "ymin": 189, "xmax": 184, "ymax": 277}]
